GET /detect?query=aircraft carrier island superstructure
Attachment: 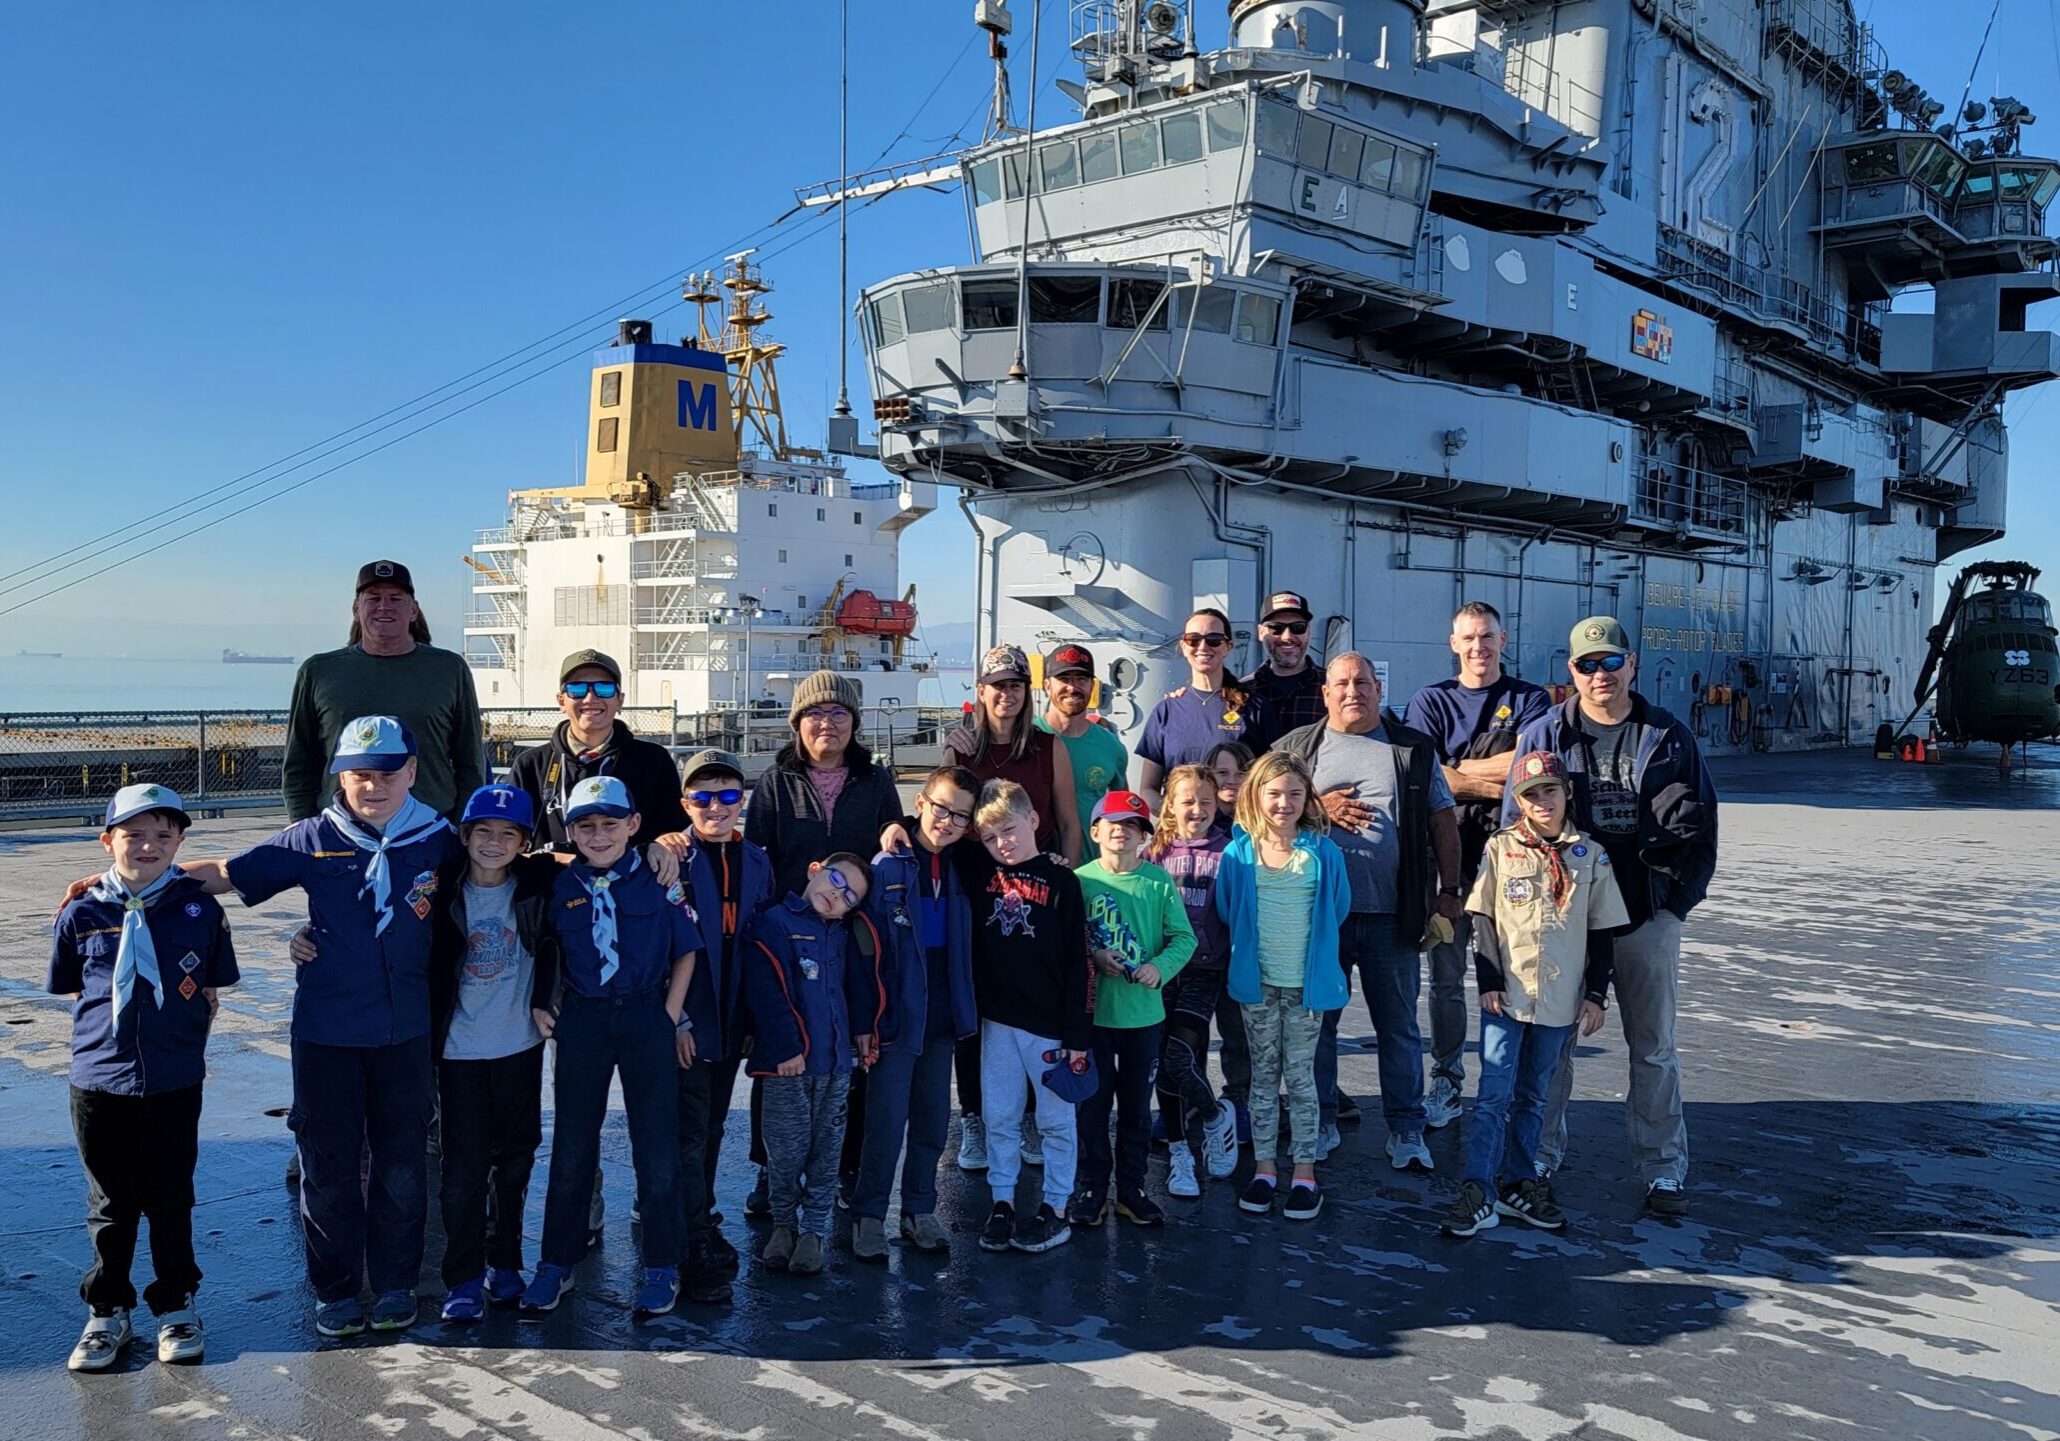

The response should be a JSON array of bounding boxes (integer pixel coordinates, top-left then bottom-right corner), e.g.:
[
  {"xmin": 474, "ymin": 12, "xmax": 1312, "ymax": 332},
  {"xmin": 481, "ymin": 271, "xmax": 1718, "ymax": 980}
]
[{"xmin": 855, "ymin": 0, "xmax": 2060, "ymax": 750}]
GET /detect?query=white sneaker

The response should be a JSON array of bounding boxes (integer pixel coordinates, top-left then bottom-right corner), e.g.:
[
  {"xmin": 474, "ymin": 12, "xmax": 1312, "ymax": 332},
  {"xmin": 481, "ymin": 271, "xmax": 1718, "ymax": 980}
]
[
  {"xmin": 956, "ymin": 1114, "xmax": 989, "ymax": 1172},
  {"xmin": 1423, "ymin": 1076, "xmax": 1463, "ymax": 1130},
  {"xmin": 1316, "ymin": 1122, "xmax": 1342, "ymax": 1160},
  {"xmin": 1202, "ymin": 1097, "xmax": 1238, "ymax": 1179},
  {"xmin": 1167, "ymin": 1146, "xmax": 1201, "ymax": 1198},
  {"xmin": 1386, "ymin": 1131, "xmax": 1433, "ymax": 1172},
  {"xmin": 156, "ymin": 1303, "xmax": 204, "ymax": 1365},
  {"xmin": 68, "ymin": 1308, "xmax": 131, "ymax": 1373}
]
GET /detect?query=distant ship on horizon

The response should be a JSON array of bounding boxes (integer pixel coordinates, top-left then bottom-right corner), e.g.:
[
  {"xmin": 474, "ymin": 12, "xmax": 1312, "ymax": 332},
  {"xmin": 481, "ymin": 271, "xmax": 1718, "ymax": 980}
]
[
  {"xmin": 16, "ymin": 648, "xmax": 61, "ymax": 658},
  {"xmin": 222, "ymin": 649, "xmax": 293, "ymax": 665}
]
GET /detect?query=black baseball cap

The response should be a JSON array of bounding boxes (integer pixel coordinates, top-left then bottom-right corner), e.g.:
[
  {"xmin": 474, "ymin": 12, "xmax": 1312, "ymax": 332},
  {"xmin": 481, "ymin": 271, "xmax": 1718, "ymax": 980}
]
[
  {"xmin": 1045, "ymin": 643, "xmax": 1095, "ymax": 679},
  {"xmin": 356, "ymin": 559, "xmax": 415, "ymax": 594},
  {"xmin": 1261, "ymin": 591, "xmax": 1312, "ymax": 623},
  {"xmin": 558, "ymin": 648, "xmax": 624, "ymax": 683}
]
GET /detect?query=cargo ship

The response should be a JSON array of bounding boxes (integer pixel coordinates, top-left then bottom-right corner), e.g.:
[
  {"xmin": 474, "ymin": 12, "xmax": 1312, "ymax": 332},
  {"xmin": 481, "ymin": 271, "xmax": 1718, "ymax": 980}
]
[{"xmin": 222, "ymin": 650, "xmax": 294, "ymax": 665}]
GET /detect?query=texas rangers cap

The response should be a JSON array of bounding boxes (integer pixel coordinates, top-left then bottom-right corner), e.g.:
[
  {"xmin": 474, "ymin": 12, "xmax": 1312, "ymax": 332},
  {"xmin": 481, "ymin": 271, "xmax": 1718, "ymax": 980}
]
[
  {"xmin": 1511, "ymin": 751, "xmax": 1569, "ymax": 797},
  {"xmin": 461, "ymin": 783, "xmax": 536, "ymax": 831},
  {"xmin": 564, "ymin": 775, "xmax": 635, "ymax": 823},
  {"xmin": 1261, "ymin": 591, "xmax": 1312, "ymax": 623},
  {"xmin": 1092, "ymin": 790, "xmax": 1153, "ymax": 826},
  {"xmin": 355, "ymin": 559, "xmax": 415, "ymax": 594},
  {"xmin": 1569, "ymin": 615, "xmax": 1631, "ymax": 659},
  {"xmin": 1040, "ymin": 1048, "xmax": 1100, "ymax": 1105},
  {"xmin": 558, "ymin": 648, "xmax": 623, "ymax": 683},
  {"xmin": 329, "ymin": 715, "xmax": 418, "ymax": 774},
  {"xmin": 1045, "ymin": 643, "xmax": 1095, "ymax": 679},
  {"xmin": 104, "ymin": 783, "xmax": 191, "ymax": 830}
]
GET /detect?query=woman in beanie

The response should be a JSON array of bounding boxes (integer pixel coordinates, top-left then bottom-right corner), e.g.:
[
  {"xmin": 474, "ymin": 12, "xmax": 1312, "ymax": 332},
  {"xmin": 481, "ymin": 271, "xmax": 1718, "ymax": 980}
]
[
  {"xmin": 746, "ymin": 671, "xmax": 905, "ymax": 898},
  {"xmin": 944, "ymin": 645, "xmax": 1083, "ymax": 862}
]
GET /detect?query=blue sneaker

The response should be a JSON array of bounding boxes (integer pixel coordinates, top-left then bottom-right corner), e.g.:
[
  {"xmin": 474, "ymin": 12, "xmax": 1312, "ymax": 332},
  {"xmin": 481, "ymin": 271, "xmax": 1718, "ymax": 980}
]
[
  {"xmin": 521, "ymin": 1263, "xmax": 573, "ymax": 1313},
  {"xmin": 632, "ymin": 1266, "xmax": 679, "ymax": 1319},
  {"xmin": 313, "ymin": 1297, "xmax": 366, "ymax": 1338},
  {"xmin": 485, "ymin": 1267, "xmax": 527, "ymax": 1307},
  {"xmin": 370, "ymin": 1290, "xmax": 417, "ymax": 1331},
  {"xmin": 440, "ymin": 1279, "xmax": 484, "ymax": 1323}
]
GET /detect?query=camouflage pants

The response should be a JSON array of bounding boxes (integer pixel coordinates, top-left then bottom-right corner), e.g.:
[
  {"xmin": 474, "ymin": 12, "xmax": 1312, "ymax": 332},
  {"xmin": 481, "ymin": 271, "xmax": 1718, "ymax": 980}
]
[{"xmin": 1241, "ymin": 985, "xmax": 1324, "ymax": 1166}]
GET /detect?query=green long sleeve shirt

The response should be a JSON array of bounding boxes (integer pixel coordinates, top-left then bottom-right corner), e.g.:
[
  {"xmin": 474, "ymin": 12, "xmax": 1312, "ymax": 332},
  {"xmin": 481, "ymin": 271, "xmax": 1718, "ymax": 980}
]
[
  {"xmin": 1076, "ymin": 859, "xmax": 1197, "ymax": 1029},
  {"xmin": 282, "ymin": 645, "xmax": 487, "ymax": 821}
]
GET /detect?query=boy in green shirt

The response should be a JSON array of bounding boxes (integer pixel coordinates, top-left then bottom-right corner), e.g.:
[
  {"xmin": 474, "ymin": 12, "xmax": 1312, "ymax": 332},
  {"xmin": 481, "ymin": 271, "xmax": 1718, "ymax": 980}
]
[{"xmin": 1069, "ymin": 791, "xmax": 1196, "ymax": 1227}]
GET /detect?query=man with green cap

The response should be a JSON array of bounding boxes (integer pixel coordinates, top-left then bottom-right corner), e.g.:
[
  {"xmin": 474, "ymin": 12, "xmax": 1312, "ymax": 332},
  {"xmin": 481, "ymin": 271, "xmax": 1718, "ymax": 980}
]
[{"xmin": 1504, "ymin": 615, "xmax": 1717, "ymax": 1217}]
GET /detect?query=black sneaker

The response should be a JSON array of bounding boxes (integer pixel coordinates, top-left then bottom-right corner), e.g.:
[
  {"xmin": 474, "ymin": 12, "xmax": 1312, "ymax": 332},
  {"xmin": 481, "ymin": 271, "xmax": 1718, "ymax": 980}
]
[
  {"xmin": 682, "ymin": 1256, "xmax": 734, "ymax": 1305},
  {"xmin": 1440, "ymin": 1179, "xmax": 1497, "ymax": 1237},
  {"xmin": 743, "ymin": 1168, "xmax": 771, "ymax": 1220},
  {"xmin": 1010, "ymin": 1203, "xmax": 1072, "ymax": 1254},
  {"xmin": 978, "ymin": 1201, "xmax": 1016, "ymax": 1252},
  {"xmin": 1115, "ymin": 1193, "xmax": 1165, "ymax": 1227},
  {"xmin": 1497, "ymin": 1177, "xmax": 1567, "ymax": 1231},
  {"xmin": 1645, "ymin": 1179, "xmax": 1689, "ymax": 1217},
  {"xmin": 1282, "ymin": 1181, "xmax": 1323, "ymax": 1221},
  {"xmin": 1065, "ymin": 1188, "xmax": 1108, "ymax": 1228},
  {"xmin": 1238, "ymin": 1174, "xmax": 1278, "ymax": 1215},
  {"xmin": 1336, "ymin": 1091, "xmax": 1362, "ymax": 1125},
  {"xmin": 702, "ymin": 1228, "xmax": 740, "ymax": 1277}
]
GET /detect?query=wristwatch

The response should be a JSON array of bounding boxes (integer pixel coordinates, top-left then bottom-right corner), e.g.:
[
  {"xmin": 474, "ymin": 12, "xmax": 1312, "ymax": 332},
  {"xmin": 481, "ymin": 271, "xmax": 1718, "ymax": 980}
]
[{"xmin": 1438, "ymin": 884, "xmax": 1462, "ymax": 898}]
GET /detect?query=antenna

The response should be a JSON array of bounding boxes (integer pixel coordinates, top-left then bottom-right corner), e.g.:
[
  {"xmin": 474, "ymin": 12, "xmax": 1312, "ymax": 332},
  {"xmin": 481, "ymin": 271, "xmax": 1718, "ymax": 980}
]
[
  {"xmin": 1009, "ymin": 0, "xmax": 1043, "ymax": 381},
  {"xmin": 978, "ymin": 1, "xmax": 1017, "ymax": 141},
  {"xmin": 833, "ymin": 0, "xmax": 852, "ymax": 423}
]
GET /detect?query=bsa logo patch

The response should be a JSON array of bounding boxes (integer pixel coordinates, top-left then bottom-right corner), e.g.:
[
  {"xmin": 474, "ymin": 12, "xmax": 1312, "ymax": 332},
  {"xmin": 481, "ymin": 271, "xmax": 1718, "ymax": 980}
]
[
  {"xmin": 184, "ymin": 901, "xmax": 205, "ymax": 918},
  {"xmin": 178, "ymin": 950, "xmax": 202, "ymax": 974},
  {"xmin": 405, "ymin": 869, "xmax": 439, "ymax": 921},
  {"xmin": 178, "ymin": 976, "xmax": 199, "ymax": 1002},
  {"xmin": 1503, "ymin": 876, "xmax": 1538, "ymax": 905},
  {"xmin": 1571, "ymin": 844, "xmax": 1588, "ymax": 858}
]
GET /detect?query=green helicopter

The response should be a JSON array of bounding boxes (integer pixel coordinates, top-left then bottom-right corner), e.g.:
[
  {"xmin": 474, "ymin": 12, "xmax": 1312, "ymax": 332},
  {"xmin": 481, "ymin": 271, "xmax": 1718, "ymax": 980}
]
[{"xmin": 1899, "ymin": 561, "xmax": 2060, "ymax": 775}]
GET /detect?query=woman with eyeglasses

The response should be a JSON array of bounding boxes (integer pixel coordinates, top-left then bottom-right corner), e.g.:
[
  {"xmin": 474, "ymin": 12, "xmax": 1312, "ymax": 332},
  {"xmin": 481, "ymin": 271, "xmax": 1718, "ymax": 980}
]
[
  {"xmin": 508, "ymin": 650, "xmax": 688, "ymax": 859},
  {"xmin": 943, "ymin": 645, "xmax": 1085, "ymax": 865},
  {"xmin": 1135, "ymin": 608, "xmax": 1276, "ymax": 812}
]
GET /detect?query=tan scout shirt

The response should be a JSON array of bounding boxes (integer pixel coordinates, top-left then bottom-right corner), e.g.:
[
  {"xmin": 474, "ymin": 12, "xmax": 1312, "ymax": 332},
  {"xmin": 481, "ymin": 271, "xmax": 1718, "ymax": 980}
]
[{"xmin": 1465, "ymin": 823, "xmax": 1630, "ymax": 1027}]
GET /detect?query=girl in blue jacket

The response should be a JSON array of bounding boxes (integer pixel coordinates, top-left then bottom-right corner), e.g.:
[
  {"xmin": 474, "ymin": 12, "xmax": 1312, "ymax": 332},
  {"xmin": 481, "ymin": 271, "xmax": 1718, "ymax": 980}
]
[{"xmin": 1215, "ymin": 752, "xmax": 1351, "ymax": 1223}]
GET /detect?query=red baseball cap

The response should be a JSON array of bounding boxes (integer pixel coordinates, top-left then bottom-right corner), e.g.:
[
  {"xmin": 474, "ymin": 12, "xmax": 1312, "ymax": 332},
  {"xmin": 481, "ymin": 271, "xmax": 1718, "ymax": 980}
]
[{"xmin": 1091, "ymin": 790, "xmax": 1153, "ymax": 825}]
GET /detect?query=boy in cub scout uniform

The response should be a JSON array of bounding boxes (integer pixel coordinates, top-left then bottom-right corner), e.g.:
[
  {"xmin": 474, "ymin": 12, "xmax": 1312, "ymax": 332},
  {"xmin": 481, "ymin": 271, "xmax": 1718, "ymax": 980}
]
[{"xmin": 1440, "ymin": 750, "xmax": 1627, "ymax": 1239}]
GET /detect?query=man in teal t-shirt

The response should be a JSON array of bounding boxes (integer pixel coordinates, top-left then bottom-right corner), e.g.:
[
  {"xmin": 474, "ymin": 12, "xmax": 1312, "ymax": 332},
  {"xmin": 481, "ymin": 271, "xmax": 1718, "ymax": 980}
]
[{"xmin": 1036, "ymin": 644, "xmax": 1129, "ymax": 865}]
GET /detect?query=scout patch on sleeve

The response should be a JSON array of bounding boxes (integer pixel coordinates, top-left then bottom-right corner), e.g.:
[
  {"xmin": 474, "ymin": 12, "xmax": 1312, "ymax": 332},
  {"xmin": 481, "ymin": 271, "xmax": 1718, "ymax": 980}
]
[
  {"xmin": 664, "ymin": 881, "xmax": 698, "ymax": 921},
  {"xmin": 184, "ymin": 901, "xmax": 205, "ymax": 918},
  {"xmin": 406, "ymin": 870, "xmax": 439, "ymax": 921},
  {"xmin": 178, "ymin": 976, "xmax": 199, "ymax": 1001},
  {"xmin": 1572, "ymin": 844, "xmax": 1588, "ymax": 858},
  {"xmin": 799, "ymin": 957, "xmax": 821, "ymax": 982},
  {"xmin": 1503, "ymin": 875, "xmax": 1538, "ymax": 904},
  {"xmin": 178, "ymin": 951, "xmax": 202, "ymax": 974}
]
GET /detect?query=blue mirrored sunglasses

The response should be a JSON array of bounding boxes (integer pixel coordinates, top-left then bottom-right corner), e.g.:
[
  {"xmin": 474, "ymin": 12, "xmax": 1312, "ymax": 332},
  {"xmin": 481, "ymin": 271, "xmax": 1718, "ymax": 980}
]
[
  {"xmin": 1572, "ymin": 653, "xmax": 1629, "ymax": 675},
  {"xmin": 685, "ymin": 788, "xmax": 745, "ymax": 807},
  {"xmin": 562, "ymin": 681, "xmax": 621, "ymax": 700}
]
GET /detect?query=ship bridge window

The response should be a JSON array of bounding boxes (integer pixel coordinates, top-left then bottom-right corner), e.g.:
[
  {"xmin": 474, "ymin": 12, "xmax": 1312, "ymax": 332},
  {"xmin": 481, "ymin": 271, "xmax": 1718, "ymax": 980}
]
[
  {"xmin": 1038, "ymin": 139, "xmax": 1081, "ymax": 191},
  {"xmin": 1909, "ymin": 144, "xmax": 1966, "ymax": 196},
  {"xmin": 1255, "ymin": 98, "xmax": 1298, "ymax": 157},
  {"xmin": 1360, "ymin": 137, "xmax": 1395, "ymax": 191},
  {"xmin": 1842, "ymin": 142, "xmax": 1900, "ymax": 185},
  {"xmin": 1162, "ymin": 111, "xmax": 1204, "ymax": 165},
  {"xmin": 1185, "ymin": 285, "xmax": 1236, "ymax": 333},
  {"xmin": 1235, "ymin": 293, "xmax": 1281, "ymax": 345},
  {"xmin": 900, "ymin": 281, "xmax": 955, "ymax": 335},
  {"xmin": 1029, "ymin": 274, "xmax": 1102, "ymax": 324},
  {"xmin": 1329, "ymin": 128, "xmax": 1365, "ymax": 182},
  {"xmin": 1392, "ymin": 148, "xmax": 1428, "ymax": 200},
  {"xmin": 1206, "ymin": 97, "xmax": 1247, "ymax": 152},
  {"xmin": 1297, "ymin": 116, "xmax": 1333, "ymax": 170},
  {"xmin": 1107, "ymin": 278, "xmax": 1169, "ymax": 331},
  {"xmin": 1080, "ymin": 130, "xmax": 1120, "ymax": 183},
  {"xmin": 971, "ymin": 158, "xmax": 1002, "ymax": 205},
  {"xmin": 961, "ymin": 279, "xmax": 1020, "ymax": 332},
  {"xmin": 870, "ymin": 294, "xmax": 905, "ymax": 346},
  {"xmin": 1120, "ymin": 122, "xmax": 1162, "ymax": 175}
]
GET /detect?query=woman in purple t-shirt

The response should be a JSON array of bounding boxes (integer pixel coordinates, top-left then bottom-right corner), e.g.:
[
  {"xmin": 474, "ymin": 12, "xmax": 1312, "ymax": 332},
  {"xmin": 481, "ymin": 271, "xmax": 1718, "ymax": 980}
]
[{"xmin": 1136, "ymin": 608, "xmax": 1273, "ymax": 810}]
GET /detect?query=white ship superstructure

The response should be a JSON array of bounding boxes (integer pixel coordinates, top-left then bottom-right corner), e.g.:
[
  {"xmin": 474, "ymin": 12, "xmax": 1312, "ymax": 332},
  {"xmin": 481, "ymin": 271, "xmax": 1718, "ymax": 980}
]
[{"xmin": 464, "ymin": 256, "xmax": 938, "ymax": 715}]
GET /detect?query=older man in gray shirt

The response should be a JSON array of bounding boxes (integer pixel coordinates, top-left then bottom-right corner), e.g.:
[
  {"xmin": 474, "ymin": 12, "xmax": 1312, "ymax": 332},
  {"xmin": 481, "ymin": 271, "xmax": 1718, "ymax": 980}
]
[{"xmin": 1272, "ymin": 653, "xmax": 1462, "ymax": 1171}]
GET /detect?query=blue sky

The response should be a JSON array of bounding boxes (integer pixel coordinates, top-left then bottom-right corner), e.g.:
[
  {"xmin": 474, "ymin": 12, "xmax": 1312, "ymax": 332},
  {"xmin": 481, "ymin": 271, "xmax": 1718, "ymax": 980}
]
[{"xmin": 2, "ymin": 0, "xmax": 2056, "ymax": 659}]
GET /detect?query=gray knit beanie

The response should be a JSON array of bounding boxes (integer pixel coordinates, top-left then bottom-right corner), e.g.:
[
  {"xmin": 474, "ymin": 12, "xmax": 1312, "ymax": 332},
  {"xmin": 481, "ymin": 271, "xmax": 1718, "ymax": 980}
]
[{"xmin": 788, "ymin": 670, "xmax": 863, "ymax": 728}]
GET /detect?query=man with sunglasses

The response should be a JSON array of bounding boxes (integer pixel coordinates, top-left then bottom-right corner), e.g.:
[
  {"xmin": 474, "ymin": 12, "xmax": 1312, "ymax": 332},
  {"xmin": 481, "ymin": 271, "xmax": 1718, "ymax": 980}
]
[
  {"xmin": 509, "ymin": 651, "xmax": 688, "ymax": 858},
  {"xmin": 1504, "ymin": 616, "xmax": 1718, "ymax": 1217},
  {"xmin": 1243, "ymin": 592, "xmax": 1328, "ymax": 736}
]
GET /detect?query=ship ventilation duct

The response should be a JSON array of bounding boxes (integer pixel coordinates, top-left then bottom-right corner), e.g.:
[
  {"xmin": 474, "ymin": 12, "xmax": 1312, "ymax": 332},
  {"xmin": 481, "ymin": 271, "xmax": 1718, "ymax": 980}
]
[{"xmin": 1229, "ymin": 0, "xmax": 1423, "ymax": 68}]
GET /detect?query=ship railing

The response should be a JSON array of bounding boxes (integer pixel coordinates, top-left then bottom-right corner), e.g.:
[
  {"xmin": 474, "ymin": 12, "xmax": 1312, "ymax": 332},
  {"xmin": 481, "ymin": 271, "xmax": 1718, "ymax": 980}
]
[
  {"xmin": 0, "ymin": 705, "xmax": 968, "ymax": 824},
  {"xmin": 1631, "ymin": 451, "xmax": 1750, "ymax": 540},
  {"xmin": 1498, "ymin": 43, "xmax": 1605, "ymax": 138}
]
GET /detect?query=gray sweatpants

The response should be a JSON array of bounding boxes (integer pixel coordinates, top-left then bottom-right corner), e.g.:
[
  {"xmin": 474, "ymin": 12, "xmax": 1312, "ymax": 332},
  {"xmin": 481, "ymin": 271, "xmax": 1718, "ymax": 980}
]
[
  {"xmin": 761, "ymin": 1071, "xmax": 850, "ymax": 1237},
  {"xmin": 1426, "ymin": 912, "xmax": 1473, "ymax": 1089},
  {"xmin": 1536, "ymin": 912, "xmax": 1687, "ymax": 1185}
]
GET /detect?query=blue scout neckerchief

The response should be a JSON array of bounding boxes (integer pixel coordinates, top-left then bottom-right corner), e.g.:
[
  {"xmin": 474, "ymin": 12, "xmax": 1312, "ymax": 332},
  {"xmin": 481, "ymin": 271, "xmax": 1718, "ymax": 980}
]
[
  {"xmin": 322, "ymin": 794, "xmax": 451, "ymax": 936},
  {"xmin": 578, "ymin": 850, "xmax": 643, "ymax": 986},
  {"xmin": 87, "ymin": 865, "xmax": 184, "ymax": 1027}
]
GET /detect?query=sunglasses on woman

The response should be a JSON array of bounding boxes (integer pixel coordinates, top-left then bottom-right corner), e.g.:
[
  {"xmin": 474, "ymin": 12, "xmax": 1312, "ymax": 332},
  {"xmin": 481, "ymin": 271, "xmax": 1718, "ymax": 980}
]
[
  {"xmin": 1573, "ymin": 653, "xmax": 1629, "ymax": 675},
  {"xmin": 1181, "ymin": 632, "xmax": 1230, "ymax": 648},
  {"xmin": 685, "ymin": 788, "xmax": 744, "ymax": 807},
  {"xmin": 561, "ymin": 681, "xmax": 620, "ymax": 700}
]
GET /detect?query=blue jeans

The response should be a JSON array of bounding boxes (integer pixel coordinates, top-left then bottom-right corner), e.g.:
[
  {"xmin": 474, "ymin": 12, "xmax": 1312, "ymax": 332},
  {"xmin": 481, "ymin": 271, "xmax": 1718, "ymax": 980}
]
[
  {"xmin": 852, "ymin": 1038, "xmax": 956, "ymax": 1220},
  {"xmin": 1465, "ymin": 1010, "xmax": 1574, "ymax": 1188},
  {"xmin": 290, "ymin": 1035, "xmax": 433, "ymax": 1303},
  {"xmin": 1317, "ymin": 914, "xmax": 1426, "ymax": 1134}
]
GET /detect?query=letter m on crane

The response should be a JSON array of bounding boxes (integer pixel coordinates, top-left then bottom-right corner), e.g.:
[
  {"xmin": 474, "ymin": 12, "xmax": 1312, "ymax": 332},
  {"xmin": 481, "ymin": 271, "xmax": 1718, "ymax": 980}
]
[{"xmin": 678, "ymin": 379, "xmax": 719, "ymax": 432}]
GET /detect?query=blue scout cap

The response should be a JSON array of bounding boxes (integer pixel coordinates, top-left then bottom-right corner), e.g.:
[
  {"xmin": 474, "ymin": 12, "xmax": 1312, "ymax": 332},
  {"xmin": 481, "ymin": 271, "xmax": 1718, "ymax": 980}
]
[
  {"xmin": 1040, "ymin": 1048, "xmax": 1099, "ymax": 1105},
  {"xmin": 329, "ymin": 715, "xmax": 417, "ymax": 774},
  {"xmin": 564, "ymin": 775, "xmax": 636, "ymax": 823},
  {"xmin": 461, "ymin": 784, "xmax": 536, "ymax": 832},
  {"xmin": 105, "ymin": 783, "xmax": 191, "ymax": 830}
]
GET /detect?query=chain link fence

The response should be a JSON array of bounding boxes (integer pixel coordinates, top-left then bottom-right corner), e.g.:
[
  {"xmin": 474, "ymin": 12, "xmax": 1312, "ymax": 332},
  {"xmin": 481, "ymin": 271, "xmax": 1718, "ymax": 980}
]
[{"xmin": 0, "ymin": 704, "xmax": 963, "ymax": 824}]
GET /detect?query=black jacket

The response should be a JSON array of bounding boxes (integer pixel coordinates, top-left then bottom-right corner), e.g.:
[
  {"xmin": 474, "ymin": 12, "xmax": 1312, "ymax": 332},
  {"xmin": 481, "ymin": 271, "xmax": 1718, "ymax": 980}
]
[
  {"xmin": 427, "ymin": 852, "xmax": 562, "ymax": 1059},
  {"xmin": 1505, "ymin": 695, "xmax": 1719, "ymax": 925},
  {"xmin": 1272, "ymin": 710, "xmax": 1444, "ymax": 947},
  {"xmin": 509, "ymin": 720, "xmax": 687, "ymax": 855},
  {"xmin": 746, "ymin": 741, "xmax": 906, "ymax": 899}
]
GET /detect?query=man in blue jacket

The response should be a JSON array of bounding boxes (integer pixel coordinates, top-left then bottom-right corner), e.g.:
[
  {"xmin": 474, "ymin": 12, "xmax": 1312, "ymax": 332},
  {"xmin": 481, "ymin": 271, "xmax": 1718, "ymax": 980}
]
[{"xmin": 1504, "ymin": 616, "xmax": 1718, "ymax": 1217}]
